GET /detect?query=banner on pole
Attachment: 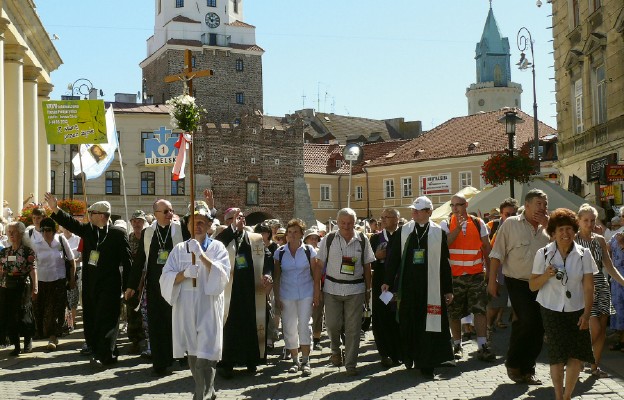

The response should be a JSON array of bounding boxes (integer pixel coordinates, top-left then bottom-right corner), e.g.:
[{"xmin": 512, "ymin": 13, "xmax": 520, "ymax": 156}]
[
  {"xmin": 72, "ymin": 105, "xmax": 118, "ymax": 180},
  {"xmin": 43, "ymin": 100, "xmax": 108, "ymax": 145},
  {"xmin": 144, "ymin": 126, "xmax": 180, "ymax": 167}
]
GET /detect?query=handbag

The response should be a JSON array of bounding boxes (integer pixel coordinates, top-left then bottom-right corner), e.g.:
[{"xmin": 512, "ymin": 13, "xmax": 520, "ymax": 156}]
[{"xmin": 59, "ymin": 236, "xmax": 74, "ymax": 287}]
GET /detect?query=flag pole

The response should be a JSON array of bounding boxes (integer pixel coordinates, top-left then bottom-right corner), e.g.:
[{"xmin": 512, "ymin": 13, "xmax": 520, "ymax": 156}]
[
  {"xmin": 189, "ymin": 132, "xmax": 196, "ymax": 287},
  {"xmin": 77, "ymin": 149, "xmax": 88, "ymax": 206},
  {"xmin": 116, "ymin": 131, "xmax": 129, "ymax": 222}
]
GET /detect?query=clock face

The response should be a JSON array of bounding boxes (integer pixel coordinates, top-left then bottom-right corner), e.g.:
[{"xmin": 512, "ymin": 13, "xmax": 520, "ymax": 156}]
[{"xmin": 205, "ymin": 12, "xmax": 220, "ymax": 28}]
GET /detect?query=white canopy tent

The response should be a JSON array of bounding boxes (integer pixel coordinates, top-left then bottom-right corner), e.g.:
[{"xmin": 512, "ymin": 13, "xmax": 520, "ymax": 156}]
[
  {"xmin": 431, "ymin": 186, "xmax": 481, "ymax": 223},
  {"xmin": 466, "ymin": 179, "xmax": 605, "ymax": 219}
]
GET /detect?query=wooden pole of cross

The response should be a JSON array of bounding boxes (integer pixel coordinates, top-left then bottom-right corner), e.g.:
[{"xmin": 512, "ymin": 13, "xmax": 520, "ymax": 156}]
[{"xmin": 164, "ymin": 49, "xmax": 213, "ymax": 287}]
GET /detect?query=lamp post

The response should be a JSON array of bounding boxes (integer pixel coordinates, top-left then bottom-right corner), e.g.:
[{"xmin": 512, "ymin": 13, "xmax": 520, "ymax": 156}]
[
  {"xmin": 342, "ymin": 143, "xmax": 363, "ymax": 208},
  {"xmin": 517, "ymin": 27, "xmax": 540, "ymax": 174},
  {"xmin": 498, "ymin": 110, "xmax": 524, "ymax": 198}
]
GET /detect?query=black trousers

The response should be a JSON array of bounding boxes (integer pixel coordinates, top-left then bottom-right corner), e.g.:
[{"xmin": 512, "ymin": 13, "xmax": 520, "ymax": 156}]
[{"xmin": 505, "ymin": 276, "xmax": 544, "ymax": 375}]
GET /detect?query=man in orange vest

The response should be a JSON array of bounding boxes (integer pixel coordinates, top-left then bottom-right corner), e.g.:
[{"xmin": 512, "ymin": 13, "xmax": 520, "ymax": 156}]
[{"xmin": 440, "ymin": 193, "xmax": 494, "ymax": 362}]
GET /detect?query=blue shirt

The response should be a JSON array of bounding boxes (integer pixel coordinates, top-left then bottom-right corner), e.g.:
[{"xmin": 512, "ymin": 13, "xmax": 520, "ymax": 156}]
[{"xmin": 274, "ymin": 243, "xmax": 316, "ymax": 300}]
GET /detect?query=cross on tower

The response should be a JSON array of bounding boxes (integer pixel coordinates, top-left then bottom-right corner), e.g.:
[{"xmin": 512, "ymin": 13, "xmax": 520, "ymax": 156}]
[{"xmin": 164, "ymin": 49, "xmax": 214, "ymax": 96}]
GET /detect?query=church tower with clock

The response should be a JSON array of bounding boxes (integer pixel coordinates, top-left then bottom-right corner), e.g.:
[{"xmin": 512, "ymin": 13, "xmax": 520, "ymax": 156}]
[
  {"xmin": 141, "ymin": 0, "xmax": 263, "ymax": 123},
  {"xmin": 466, "ymin": 4, "xmax": 522, "ymax": 115}
]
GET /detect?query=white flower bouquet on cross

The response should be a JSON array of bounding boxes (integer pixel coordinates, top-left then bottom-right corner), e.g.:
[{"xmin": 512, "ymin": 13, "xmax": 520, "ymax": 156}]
[{"xmin": 165, "ymin": 94, "xmax": 205, "ymax": 132}]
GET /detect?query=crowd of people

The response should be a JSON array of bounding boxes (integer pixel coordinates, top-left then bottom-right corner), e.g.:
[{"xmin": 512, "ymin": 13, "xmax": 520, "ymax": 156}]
[{"xmin": 1, "ymin": 188, "xmax": 624, "ymax": 400}]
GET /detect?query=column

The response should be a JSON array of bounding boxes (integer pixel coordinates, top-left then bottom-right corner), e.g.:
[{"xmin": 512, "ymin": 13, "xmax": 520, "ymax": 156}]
[
  {"xmin": 0, "ymin": 18, "xmax": 9, "ymax": 219},
  {"xmin": 38, "ymin": 82, "xmax": 54, "ymax": 198},
  {"xmin": 4, "ymin": 44, "xmax": 27, "ymax": 216},
  {"xmin": 23, "ymin": 65, "xmax": 41, "ymax": 203}
]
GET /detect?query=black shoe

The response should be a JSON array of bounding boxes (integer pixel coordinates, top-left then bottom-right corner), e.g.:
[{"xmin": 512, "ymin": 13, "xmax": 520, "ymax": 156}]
[
  {"xmin": 421, "ymin": 368, "xmax": 435, "ymax": 379},
  {"xmin": 10, "ymin": 347, "xmax": 20, "ymax": 356},
  {"xmin": 151, "ymin": 367, "xmax": 169, "ymax": 377},
  {"xmin": 218, "ymin": 367, "xmax": 233, "ymax": 379},
  {"xmin": 246, "ymin": 364, "xmax": 257, "ymax": 374},
  {"xmin": 80, "ymin": 344, "xmax": 92, "ymax": 355},
  {"xmin": 178, "ymin": 357, "xmax": 188, "ymax": 368},
  {"xmin": 23, "ymin": 338, "xmax": 33, "ymax": 353},
  {"xmin": 90, "ymin": 358, "xmax": 106, "ymax": 370}
]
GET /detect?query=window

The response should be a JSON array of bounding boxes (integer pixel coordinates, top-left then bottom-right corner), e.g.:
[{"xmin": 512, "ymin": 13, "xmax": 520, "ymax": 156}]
[
  {"xmin": 355, "ymin": 186, "xmax": 363, "ymax": 201},
  {"xmin": 105, "ymin": 171, "xmax": 121, "ymax": 195},
  {"xmin": 593, "ymin": 64, "xmax": 607, "ymax": 124},
  {"xmin": 141, "ymin": 131, "xmax": 155, "ymax": 153},
  {"xmin": 73, "ymin": 174, "xmax": 83, "ymax": 195},
  {"xmin": 50, "ymin": 171, "xmax": 55, "ymax": 194},
  {"xmin": 50, "ymin": 144, "xmax": 56, "ymax": 152},
  {"xmin": 384, "ymin": 179, "xmax": 395, "ymax": 199},
  {"xmin": 207, "ymin": 0, "xmax": 216, "ymax": 6},
  {"xmin": 116, "ymin": 130, "xmax": 121, "ymax": 147},
  {"xmin": 158, "ymin": 0, "xmax": 161, "ymax": 14},
  {"xmin": 233, "ymin": 0, "xmax": 238, "ymax": 13},
  {"xmin": 141, "ymin": 171, "xmax": 155, "ymax": 195},
  {"xmin": 171, "ymin": 177, "xmax": 185, "ymax": 196},
  {"xmin": 573, "ymin": 79, "xmax": 584, "ymax": 134},
  {"xmin": 235, "ymin": 59, "xmax": 244, "ymax": 72},
  {"xmin": 191, "ymin": 56, "xmax": 196, "ymax": 68},
  {"xmin": 401, "ymin": 177, "xmax": 412, "ymax": 197},
  {"xmin": 459, "ymin": 171, "xmax": 473, "ymax": 189},
  {"xmin": 236, "ymin": 92, "xmax": 244, "ymax": 104},
  {"xmin": 589, "ymin": 0, "xmax": 601, "ymax": 13},
  {"xmin": 572, "ymin": 0, "xmax": 580, "ymax": 27},
  {"xmin": 320, "ymin": 184, "xmax": 331, "ymax": 201},
  {"xmin": 175, "ymin": 0, "xmax": 184, "ymax": 8}
]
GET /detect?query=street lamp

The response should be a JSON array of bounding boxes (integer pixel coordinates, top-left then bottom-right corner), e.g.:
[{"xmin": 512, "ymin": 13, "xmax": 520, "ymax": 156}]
[
  {"xmin": 498, "ymin": 110, "xmax": 524, "ymax": 198},
  {"xmin": 517, "ymin": 27, "xmax": 540, "ymax": 174},
  {"xmin": 342, "ymin": 143, "xmax": 363, "ymax": 208}
]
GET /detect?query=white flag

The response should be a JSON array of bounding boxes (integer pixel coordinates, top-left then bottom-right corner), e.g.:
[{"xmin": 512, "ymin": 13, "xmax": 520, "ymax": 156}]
[{"xmin": 72, "ymin": 105, "xmax": 118, "ymax": 180}]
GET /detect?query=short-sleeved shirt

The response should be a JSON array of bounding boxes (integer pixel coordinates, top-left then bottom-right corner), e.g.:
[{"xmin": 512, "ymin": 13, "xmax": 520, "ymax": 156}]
[
  {"xmin": 490, "ymin": 213, "xmax": 550, "ymax": 281},
  {"xmin": 274, "ymin": 243, "xmax": 317, "ymax": 300},
  {"xmin": 532, "ymin": 242, "xmax": 598, "ymax": 312},
  {"xmin": 32, "ymin": 233, "xmax": 72, "ymax": 282},
  {"xmin": 0, "ymin": 244, "xmax": 36, "ymax": 287},
  {"xmin": 440, "ymin": 216, "xmax": 489, "ymax": 237},
  {"xmin": 315, "ymin": 230, "xmax": 375, "ymax": 296}
]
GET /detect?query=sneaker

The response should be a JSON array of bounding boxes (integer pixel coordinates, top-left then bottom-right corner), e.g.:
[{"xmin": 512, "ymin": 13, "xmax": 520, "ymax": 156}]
[
  {"xmin": 301, "ymin": 362, "xmax": 312, "ymax": 377},
  {"xmin": 288, "ymin": 363, "xmax": 301, "ymax": 373},
  {"xmin": 453, "ymin": 344, "xmax": 463, "ymax": 360},
  {"xmin": 330, "ymin": 352, "xmax": 343, "ymax": 367},
  {"xmin": 476, "ymin": 344, "xmax": 496, "ymax": 362}
]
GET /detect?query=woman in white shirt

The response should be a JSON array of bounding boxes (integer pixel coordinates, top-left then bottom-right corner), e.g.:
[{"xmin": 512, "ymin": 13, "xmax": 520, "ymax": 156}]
[
  {"xmin": 273, "ymin": 219, "xmax": 317, "ymax": 377},
  {"xmin": 32, "ymin": 218, "xmax": 75, "ymax": 351},
  {"xmin": 530, "ymin": 208, "xmax": 596, "ymax": 400}
]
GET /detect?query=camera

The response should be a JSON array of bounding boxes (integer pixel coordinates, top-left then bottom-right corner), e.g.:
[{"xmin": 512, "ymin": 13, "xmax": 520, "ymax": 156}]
[{"xmin": 555, "ymin": 268, "xmax": 565, "ymax": 280}]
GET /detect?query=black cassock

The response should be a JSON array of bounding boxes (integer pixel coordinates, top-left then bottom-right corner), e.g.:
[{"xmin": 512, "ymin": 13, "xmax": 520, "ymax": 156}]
[
  {"xmin": 52, "ymin": 209, "xmax": 132, "ymax": 364},
  {"xmin": 385, "ymin": 223, "xmax": 454, "ymax": 369},
  {"xmin": 216, "ymin": 227, "xmax": 273, "ymax": 369},
  {"xmin": 128, "ymin": 225, "xmax": 175, "ymax": 371}
]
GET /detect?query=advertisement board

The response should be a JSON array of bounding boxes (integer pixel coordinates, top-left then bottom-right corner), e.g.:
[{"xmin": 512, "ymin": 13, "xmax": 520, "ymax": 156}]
[{"xmin": 43, "ymin": 100, "xmax": 107, "ymax": 144}]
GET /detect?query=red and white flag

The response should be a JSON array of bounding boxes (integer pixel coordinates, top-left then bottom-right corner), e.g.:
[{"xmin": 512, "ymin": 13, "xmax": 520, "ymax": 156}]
[{"xmin": 172, "ymin": 133, "xmax": 189, "ymax": 181}]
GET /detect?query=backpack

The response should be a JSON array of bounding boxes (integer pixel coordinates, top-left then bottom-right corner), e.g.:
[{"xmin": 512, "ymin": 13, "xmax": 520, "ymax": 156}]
[
  {"xmin": 447, "ymin": 215, "xmax": 482, "ymax": 234},
  {"xmin": 277, "ymin": 244, "xmax": 312, "ymax": 265},
  {"xmin": 488, "ymin": 219, "xmax": 500, "ymax": 240}
]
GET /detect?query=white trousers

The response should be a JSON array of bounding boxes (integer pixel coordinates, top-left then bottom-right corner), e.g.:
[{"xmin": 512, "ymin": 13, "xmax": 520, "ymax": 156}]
[{"xmin": 281, "ymin": 297, "xmax": 313, "ymax": 350}]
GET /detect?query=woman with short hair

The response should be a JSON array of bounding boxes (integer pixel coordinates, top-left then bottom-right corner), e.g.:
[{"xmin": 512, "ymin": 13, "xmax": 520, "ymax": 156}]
[{"xmin": 530, "ymin": 208, "xmax": 596, "ymax": 400}]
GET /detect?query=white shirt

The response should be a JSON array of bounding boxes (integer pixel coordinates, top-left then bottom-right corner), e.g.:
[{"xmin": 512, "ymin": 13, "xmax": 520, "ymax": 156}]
[
  {"xmin": 274, "ymin": 243, "xmax": 317, "ymax": 300},
  {"xmin": 31, "ymin": 234, "xmax": 72, "ymax": 282},
  {"xmin": 532, "ymin": 241, "xmax": 597, "ymax": 312},
  {"xmin": 159, "ymin": 238, "xmax": 231, "ymax": 360}
]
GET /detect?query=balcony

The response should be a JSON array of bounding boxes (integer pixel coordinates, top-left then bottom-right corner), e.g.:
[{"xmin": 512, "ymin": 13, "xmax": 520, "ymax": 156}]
[{"xmin": 201, "ymin": 33, "xmax": 231, "ymax": 47}]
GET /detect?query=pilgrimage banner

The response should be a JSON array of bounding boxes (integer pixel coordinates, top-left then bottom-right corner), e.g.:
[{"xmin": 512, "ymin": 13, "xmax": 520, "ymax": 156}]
[
  {"xmin": 72, "ymin": 105, "xmax": 118, "ymax": 180},
  {"xmin": 43, "ymin": 100, "xmax": 108, "ymax": 145}
]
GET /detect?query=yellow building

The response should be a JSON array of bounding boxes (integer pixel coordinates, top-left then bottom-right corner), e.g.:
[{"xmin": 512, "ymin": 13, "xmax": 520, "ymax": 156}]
[
  {"xmin": 550, "ymin": 0, "xmax": 624, "ymax": 215},
  {"xmin": 1, "ymin": 0, "xmax": 62, "ymax": 217},
  {"xmin": 304, "ymin": 110, "xmax": 556, "ymax": 223}
]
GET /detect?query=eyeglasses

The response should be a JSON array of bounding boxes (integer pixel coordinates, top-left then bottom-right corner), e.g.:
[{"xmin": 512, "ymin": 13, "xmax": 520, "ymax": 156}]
[
  {"xmin": 89, "ymin": 211, "xmax": 106, "ymax": 215},
  {"xmin": 451, "ymin": 203, "xmax": 466, "ymax": 207},
  {"xmin": 41, "ymin": 227, "xmax": 55, "ymax": 232},
  {"xmin": 155, "ymin": 209, "xmax": 174, "ymax": 215}
]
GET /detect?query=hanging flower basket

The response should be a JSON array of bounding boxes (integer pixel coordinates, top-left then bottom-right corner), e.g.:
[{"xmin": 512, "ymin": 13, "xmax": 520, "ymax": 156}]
[
  {"xmin": 481, "ymin": 150, "xmax": 537, "ymax": 187},
  {"xmin": 18, "ymin": 204, "xmax": 52, "ymax": 226},
  {"xmin": 165, "ymin": 94, "xmax": 205, "ymax": 133},
  {"xmin": 58, "ymin": 199, "xmax": 87, "ymax": 216}
]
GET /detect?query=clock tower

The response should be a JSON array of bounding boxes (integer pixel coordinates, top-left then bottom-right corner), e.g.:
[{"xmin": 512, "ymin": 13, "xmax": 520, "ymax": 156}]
[
  {"xmin": 141, "ymin": 0, "xmax": 263, "ymax": 123},
  {"xmin": 466, "ymin": 4, "xmax": 522, "ymax": 115}
]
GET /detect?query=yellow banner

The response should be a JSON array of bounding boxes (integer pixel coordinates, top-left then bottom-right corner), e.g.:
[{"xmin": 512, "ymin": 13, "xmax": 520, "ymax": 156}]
[{"xmin": 43, "ymin": 100, "xmax": 108, "ymax": 144}]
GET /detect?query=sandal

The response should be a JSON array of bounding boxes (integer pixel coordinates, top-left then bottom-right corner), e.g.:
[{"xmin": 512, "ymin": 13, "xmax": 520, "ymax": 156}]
[
  {"xmin": 591, "ymin": 368, "xmax": 609, "ymax": 378},
  {"xmin": 609, "ymin": 342, "xmax": 624, "ymax": 351}
]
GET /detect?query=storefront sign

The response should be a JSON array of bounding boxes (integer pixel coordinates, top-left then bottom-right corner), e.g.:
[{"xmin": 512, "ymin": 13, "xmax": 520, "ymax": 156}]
[
  {"xmin": 587, "ymin": 153, "xmax": 617, "ymax": 182},
  {"xmin": 607, "ymin": 165, "xmax": 624, "ymax": 182},
  {"xmin": 420, "ymin": 173, "xmax": 452, "ymax": 195},
  {"xmin": 600, "ymin": 185, "xmax": 615, "ymax": 201}
]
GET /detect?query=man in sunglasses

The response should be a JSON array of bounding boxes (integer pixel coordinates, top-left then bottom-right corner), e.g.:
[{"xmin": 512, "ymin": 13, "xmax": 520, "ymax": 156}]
[
  {"xmin": 44, "ymin": 193, "xmax": 132, "ymax": 369},
  {"xmin": 125, "ymin": 199, "xmax": 186, "ymax": 377}
]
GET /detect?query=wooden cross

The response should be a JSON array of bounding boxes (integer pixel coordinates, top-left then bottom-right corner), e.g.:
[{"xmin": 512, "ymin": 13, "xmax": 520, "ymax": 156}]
[
  {"xmin": 164, "ymin": 49, "xmax": 213, "ymax": 287},
  {"xmin": 164, "ymin": 49, "xmax": 214, "ymax": 96}
]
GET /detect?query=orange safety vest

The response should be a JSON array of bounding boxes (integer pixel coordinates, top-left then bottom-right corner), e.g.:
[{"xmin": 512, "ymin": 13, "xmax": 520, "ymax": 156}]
[{"xmin": 448, "ymin": 215, "xmax": 485, "ymax": 277}]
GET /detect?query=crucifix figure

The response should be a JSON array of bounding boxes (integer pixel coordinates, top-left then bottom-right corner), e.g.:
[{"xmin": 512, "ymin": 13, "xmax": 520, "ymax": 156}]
[{"xmin": 164, "ymin": 49, "xmax": 214, "ymax": 286}]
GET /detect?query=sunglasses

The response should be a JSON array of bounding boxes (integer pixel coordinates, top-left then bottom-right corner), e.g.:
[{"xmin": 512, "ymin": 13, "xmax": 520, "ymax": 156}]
[
  {"xmin": 90, "ymin": 211, "xmax": 106, "ymax": 215},
  {"xmin": 155, "ymin": 209, "xmax": 174, "ymax": 215}
]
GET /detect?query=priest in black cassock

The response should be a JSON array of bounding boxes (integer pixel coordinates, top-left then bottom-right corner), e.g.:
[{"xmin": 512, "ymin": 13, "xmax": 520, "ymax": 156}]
[
  {"xmin": 45, "ymin": 193, "xmax": 132, "ymax": 369},
  {"xmin": 215, "ymin": 207, "xmax": 273, "ymax": 379},
  {"xmin": 382, "ymin": 196, "xmax": 455, "ymax": 379}
]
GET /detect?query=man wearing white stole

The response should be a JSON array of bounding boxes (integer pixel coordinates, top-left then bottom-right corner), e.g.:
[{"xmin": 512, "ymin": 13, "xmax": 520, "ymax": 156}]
[{"xmin": 160, "ymin": 208, "xmax": 230, "ymax": 400}]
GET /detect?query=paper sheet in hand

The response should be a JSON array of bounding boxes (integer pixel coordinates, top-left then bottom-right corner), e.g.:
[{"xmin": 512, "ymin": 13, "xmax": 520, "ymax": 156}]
[{"xmin": 380, "ymin": 291, "xmax": 393, "ymax": 305}]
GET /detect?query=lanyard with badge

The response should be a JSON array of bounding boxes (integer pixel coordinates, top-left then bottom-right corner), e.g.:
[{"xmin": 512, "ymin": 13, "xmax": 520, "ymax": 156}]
[
  {"xmin": 88, "ymin": 225, "xmax": 108, "ymax": 267},
  {"xmin": 412, "ymin": 223, "xmax": 429, "ymax": 265},
  {"xmin": 339, "ymin": 235, "xmax": 358, "ymax": 276},
  {"xmin": 234, "ymin": 231, "xmax": 248, "ymax": 270},
  {"xmin": 155, "ymin": 224, "xmax": 171, "ymax": 265}
]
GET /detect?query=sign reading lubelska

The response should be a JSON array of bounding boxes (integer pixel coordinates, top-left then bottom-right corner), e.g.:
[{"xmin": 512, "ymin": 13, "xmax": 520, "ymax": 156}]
[
  {"xmin": 42, "ymin": 100, "xmax": 107, "ymax": 145},
  {"xmin": 144, "ymin": 126, "xmax": 180, "ymax": 167}
]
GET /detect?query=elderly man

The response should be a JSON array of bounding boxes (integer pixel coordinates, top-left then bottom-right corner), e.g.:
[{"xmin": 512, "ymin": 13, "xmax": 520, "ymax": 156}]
[
  {"xmin": 160, "ymin": 207, "xmax": 230, "ymax": 400},
  {"xmin": 440, "ymin": 193, "xmax": 493, "ymax": 362},
  {"xmin": 45, "ymin": 193, "xmax": 132, "ymax": 369},
  {"xmin": 215, "ymin": 208, "xmax": 273, "ymax": 378},
  {"xmin": 488, "ymin": 189, "xmax": 550, "ymax": 385},
  {"xmin": 125, "ymin": 199, "xmax": 187, "ymax": 377},
  {"xmin": 382, "ymin": 197, "xmax": 454, "ymax": 379},
  {"xmin": 313, "ymin": 208, "xmax": 375, "ymax": 376}
]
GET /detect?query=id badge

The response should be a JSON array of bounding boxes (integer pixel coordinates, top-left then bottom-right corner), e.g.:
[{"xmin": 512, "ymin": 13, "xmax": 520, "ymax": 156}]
[
  {"xmin": 157, "ymin": 249, "xmax": 169, "ymax": 265},
  {"xmin": 88, "ymin": 250, "xmax": 100, "ymax": 266},
  {"xmin": 235, "ymin": 254, "xmax": 248, "ymax": 270},
  {"xmin": 8, "ymin": 255, "xmax": 16, "ymax": 262},
  {"xmin": 413, "ymin": 249, "xmax": 425, "ymax": 265},
  {"xmin": 340, "ymin": 256, "xmax": 356, "ymax": 276}
]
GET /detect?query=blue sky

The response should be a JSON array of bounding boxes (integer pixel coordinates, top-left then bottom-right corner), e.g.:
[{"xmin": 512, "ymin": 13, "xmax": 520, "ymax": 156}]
[{"xmin": 36, "ymin": 0, "xmax": 557, "ymax": 131}]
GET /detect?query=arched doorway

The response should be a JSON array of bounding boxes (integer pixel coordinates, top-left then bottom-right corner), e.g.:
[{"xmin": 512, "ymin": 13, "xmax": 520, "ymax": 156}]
[{"xmin": 245, "ymin": 211, "xmax": 273, "ymax": 227}]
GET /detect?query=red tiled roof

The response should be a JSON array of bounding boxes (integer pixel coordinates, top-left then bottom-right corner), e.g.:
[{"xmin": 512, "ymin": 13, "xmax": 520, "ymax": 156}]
[
  {"xmin": 229, "ymin": 43, "xmax": 265, "ymax": 52},
  {"xmin": 170, "ymin": 15, "xmax": 201, "ymax": 24},
  {"xmin": 166, "ymin": 38, "xmax": 203, "ymax": 47},
  {"xmin": 107, "ymin": 102, "xmax": 171, "ymax": 114},
  {"xmin": 226, "ymin": 20, "xmax": 256, "ymax": 28},
  {"xmin": 365, "ymin": 109, "xmax": 556, "ymax": 167}
]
